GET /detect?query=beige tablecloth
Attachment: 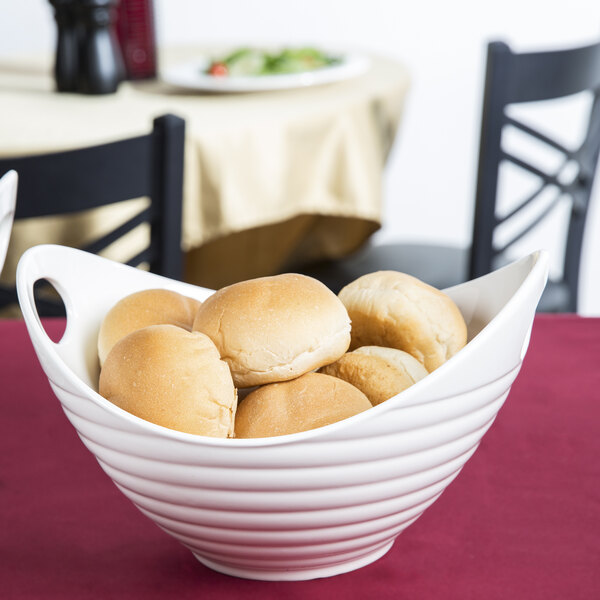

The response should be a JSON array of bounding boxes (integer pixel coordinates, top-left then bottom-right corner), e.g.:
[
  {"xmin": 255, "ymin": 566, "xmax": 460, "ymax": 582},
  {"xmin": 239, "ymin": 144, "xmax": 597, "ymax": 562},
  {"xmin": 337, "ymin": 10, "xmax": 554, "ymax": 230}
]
[{"xmin": 0, "ymin": 47, "xmax": 410, "ymax": 290}]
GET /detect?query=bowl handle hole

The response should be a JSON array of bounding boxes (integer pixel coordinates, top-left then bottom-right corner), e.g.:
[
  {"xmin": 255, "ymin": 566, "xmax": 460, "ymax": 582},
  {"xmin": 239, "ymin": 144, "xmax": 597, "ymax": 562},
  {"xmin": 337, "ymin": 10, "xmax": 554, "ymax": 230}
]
[{"xmin": 33, "ymin": 278, "xmax": 67, "ymax": 343}]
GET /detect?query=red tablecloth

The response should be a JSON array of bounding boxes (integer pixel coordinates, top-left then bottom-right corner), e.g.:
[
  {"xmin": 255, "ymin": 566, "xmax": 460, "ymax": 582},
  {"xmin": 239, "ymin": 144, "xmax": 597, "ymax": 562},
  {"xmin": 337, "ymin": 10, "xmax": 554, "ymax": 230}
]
[{"xmin": 1, "ymin": 315, "xmax": 599, "ymax": 599}]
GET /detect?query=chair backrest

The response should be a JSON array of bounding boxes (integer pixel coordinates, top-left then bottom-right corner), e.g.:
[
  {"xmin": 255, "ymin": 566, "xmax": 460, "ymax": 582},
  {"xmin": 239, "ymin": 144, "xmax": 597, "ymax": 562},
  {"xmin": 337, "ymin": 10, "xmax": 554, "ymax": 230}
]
[
  {"xmin": 469, "ymin": 40, "xmax": 600, "ymax": 312},
  {"xmin": 0, "ymin": 113, "xmax": 185, "ymax": 314}
]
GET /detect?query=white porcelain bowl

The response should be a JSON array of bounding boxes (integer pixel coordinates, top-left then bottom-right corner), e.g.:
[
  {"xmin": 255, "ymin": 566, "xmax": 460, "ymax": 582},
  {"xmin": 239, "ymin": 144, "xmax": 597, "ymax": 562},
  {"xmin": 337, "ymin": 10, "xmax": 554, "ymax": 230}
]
[
  {"xmin": 16, "ymin": 245, "xmax": 548, "ymax": 581},
  {"xmin": 0, "ymin": 170, "xmax": 17, "ymax": 273}
]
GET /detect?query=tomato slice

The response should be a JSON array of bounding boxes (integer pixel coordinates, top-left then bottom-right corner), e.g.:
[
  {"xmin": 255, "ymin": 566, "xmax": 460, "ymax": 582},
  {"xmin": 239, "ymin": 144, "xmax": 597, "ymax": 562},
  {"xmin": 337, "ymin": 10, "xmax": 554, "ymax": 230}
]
[{"xmin": 208, "ymin": 62, "xmax": 228, "ymax": 77}]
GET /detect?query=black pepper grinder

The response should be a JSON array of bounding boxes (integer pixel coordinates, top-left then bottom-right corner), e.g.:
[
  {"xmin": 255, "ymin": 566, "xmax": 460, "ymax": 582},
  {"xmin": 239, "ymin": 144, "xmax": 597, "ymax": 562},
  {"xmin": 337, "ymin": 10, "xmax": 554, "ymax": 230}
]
[
  {"xmin": 49, "ymin": 0, "xmax": 80, "ymax": 92},
  {"xmin": 77, "ymin": 0, "xmax": 124, "ymax": 94}
]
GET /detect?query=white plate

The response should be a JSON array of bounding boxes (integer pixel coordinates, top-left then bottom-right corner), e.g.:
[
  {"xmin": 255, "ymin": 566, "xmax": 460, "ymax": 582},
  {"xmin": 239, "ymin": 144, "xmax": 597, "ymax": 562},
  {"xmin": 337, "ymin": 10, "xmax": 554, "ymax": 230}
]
[{"xmin": 161, "ymin": 51, "xmax": 370, "ymax": 93}]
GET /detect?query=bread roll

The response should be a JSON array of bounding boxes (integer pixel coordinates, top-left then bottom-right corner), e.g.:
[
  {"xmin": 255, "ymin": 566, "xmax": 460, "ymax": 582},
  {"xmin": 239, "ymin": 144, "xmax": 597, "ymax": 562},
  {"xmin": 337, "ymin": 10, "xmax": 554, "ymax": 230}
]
[
  {"xmin": 321, "ymin": 346, "xmax": 428, "ymax": 405},
  {"xmin": 193, "ymin": 273, "xmax": 351, "ymax": 388},
  {"xmin": 97, "ymin": 288, "xmax": 201, "ymax": 366},
  {"xmin": 235, "ymin": 372, "xmax": 371, "ymax": 438},
  {"xmin": 339, "ymin": 271, "xmax": 467, "ymax": 372},
  {"xmin": 99, "ymin": 324, "xmax": 236, "ymax": 437}
]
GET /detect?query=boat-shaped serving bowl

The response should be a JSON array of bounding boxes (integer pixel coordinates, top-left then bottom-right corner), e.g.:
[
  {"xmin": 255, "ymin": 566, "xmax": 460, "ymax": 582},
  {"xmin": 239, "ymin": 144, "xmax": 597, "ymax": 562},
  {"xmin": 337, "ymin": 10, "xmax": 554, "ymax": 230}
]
[{"xmin": 17, "ymin": 244, "xmax": 548, "ymax": 581}]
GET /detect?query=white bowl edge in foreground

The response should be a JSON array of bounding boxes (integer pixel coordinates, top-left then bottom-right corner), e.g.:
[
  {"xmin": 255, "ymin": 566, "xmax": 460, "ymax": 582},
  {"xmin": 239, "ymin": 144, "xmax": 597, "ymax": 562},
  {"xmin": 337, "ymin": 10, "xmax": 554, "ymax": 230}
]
[{"xmin": 0, "ymin": 170, "xmax": 17, "ymax": 274}]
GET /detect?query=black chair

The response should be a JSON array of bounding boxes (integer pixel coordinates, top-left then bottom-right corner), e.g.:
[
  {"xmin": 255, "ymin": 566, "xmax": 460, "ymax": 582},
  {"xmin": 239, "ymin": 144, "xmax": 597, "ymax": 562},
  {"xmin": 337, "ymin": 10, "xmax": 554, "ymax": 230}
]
[
  {"xmin": 0, "ymin": 113, "xmax": 185, "ymax": 315},
  {"xmin": 298, "ymin": 40, "xmax": 600, "ymax": 312}
]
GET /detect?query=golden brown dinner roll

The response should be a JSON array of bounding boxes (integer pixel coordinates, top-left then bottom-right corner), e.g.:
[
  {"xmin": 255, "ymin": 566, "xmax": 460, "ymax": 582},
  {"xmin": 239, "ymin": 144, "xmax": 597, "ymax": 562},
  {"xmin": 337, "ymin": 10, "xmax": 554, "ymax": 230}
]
[
  {"xmin": 97, "ymin": 288, "xmax": 201, "ymax": 366},
  {"xmin": 320, "ymin": 346, "xmax": 429, "ymax": 406},
  {"xmin": 99, "ymin": 324, "xmax": 237, "ymax": 437},
  {"xmin": 193, "ymin": 273, "xmax": 351, "ymax": 388},
  {"xmin": 235, "ymin": 372, "xmax": 371, "ymax": 438},
  {"xmin": 339, "ymin": 271, "xmax": 467, "ymax": 372}
]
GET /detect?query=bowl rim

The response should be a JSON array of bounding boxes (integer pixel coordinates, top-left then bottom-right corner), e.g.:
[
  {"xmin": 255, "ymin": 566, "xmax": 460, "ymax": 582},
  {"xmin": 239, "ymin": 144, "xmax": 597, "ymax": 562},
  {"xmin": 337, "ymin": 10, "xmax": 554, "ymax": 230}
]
[{"xmin": 19, "ymin": 246, "xmax": 548, "ymax": 448}]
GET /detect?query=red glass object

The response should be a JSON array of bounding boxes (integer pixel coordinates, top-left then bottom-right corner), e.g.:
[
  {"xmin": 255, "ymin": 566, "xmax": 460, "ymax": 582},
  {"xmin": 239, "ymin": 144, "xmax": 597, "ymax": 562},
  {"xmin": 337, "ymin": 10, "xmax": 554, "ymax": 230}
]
[{"xmin": 115, "ymin": 0, "xmax": 157, "ymax": 80}]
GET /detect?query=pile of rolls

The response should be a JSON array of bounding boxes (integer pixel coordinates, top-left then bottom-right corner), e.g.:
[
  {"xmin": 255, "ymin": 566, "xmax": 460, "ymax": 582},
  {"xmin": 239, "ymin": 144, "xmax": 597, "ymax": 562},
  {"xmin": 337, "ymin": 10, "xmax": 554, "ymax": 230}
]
[{"xmin": 98, "ymin": 271, "xmax": 467, "ymax": 439}]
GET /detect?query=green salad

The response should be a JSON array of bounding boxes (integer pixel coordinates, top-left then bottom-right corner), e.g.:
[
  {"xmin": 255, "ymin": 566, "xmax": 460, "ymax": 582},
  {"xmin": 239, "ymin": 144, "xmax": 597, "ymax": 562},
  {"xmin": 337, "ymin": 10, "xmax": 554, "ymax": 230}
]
[{"xmin": 206, "ymin": 47, "xmax": 341, "ymax": 77}]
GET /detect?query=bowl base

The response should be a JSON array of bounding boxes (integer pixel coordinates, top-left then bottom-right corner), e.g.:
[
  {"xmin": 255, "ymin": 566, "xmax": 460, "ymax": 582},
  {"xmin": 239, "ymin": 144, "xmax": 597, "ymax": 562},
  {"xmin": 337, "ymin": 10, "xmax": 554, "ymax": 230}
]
[{"xmin": 193, "ymin": 539, "xmax": 395, "ymax": 581}]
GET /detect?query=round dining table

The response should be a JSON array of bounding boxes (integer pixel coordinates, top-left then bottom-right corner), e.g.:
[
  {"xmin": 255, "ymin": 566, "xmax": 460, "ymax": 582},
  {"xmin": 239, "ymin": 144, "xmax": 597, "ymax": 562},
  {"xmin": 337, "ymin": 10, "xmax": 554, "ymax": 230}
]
[
  {"xmin": 0, "ymin": 47, "xmax": 410, "ymax": 291},
  {"xmin": 1, "ymin": 314, "xmax": 598, "ymax": 598}
]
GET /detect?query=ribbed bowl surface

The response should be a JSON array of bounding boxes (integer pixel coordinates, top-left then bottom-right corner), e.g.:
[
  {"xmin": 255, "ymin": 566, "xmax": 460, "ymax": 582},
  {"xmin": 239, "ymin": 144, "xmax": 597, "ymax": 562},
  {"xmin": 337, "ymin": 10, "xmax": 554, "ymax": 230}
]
[{"xmin": 17, "ymin": 246, "xmax": 548, "ymax": 580}]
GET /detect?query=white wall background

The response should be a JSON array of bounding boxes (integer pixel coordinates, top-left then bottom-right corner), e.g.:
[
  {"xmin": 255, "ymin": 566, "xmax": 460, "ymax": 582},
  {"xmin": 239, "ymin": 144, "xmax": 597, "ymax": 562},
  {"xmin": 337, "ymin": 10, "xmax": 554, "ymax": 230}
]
[{"xmin": 1, "ymin": 0, "xmax": 599, "ymax": 314}]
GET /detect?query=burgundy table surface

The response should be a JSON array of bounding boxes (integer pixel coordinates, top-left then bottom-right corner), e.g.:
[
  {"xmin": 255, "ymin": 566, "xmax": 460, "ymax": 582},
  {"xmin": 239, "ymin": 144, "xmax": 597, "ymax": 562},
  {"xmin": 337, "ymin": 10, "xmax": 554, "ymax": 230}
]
[{"xmin": 1, "ymin": 315, "xmax": 599, "ymax": 599}]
